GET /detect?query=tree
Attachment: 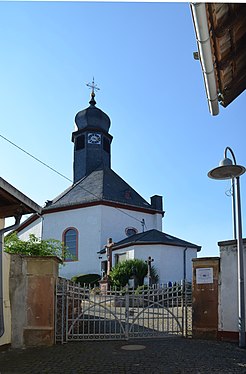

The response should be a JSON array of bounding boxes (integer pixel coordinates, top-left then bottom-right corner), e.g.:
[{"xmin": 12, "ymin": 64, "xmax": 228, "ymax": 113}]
[
  {"xmin": 109, "ymin": 259, "xmax": 158, "ymax": 288},
  {"xmin": 4, "ymin": 232, "xmax": 64, "ymax": 260}
]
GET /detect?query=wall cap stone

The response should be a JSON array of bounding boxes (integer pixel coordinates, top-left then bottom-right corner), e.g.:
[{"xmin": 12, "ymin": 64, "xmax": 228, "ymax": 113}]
[
  {"xmin": 218, "ymin": 238, "xmax": 246, "ymax": 246},
  {"xmin": 8, "ymin": 254, "xmax": 63, "ymax": 264},
  {"xmin": 192, "ymin": 257, "xmax": 220, "ymax": 262}
]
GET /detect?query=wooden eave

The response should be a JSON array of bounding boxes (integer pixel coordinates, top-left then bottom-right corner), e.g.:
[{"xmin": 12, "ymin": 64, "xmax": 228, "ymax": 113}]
[
  {"xmin": 0, "ymin": 177, "xmax": 42, "ymax": 218},
  {"xmin": 206, "ymin": 3, "xmax": 246, "ymax": 107}
]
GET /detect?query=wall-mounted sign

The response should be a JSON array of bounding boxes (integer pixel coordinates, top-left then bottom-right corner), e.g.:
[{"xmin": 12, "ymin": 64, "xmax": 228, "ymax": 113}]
[{"xmin": 196, "ymin": 267, "xmax": 213, "ymax": 284}]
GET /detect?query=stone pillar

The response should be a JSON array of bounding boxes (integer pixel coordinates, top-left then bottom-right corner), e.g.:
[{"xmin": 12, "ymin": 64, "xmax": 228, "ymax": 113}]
[
  {"xmin": 9, "ymin": 255, "xmax": 61, "ymax": 348},
  {"xmin": 99, "ymin": 277, "xmax": 110, "ymax": 294},
  {"xmin": 192, "ymin": 257, "xmax": 220, "ymax": 340}
]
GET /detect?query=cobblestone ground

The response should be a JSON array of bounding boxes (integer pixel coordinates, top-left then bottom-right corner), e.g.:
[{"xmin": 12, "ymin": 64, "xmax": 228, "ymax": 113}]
[{"xmin": 0, "ymin": 338, "xmax": 246, "ymax": 374}]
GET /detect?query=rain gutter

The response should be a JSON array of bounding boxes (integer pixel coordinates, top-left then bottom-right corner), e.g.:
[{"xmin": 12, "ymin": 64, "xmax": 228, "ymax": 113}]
[
  {"xmin": 191, "ymin": 2, "xmax": 219, "ymax": 116},
  {"xmin": 0, "ymin": 216, "xmax": 21, "ymax": 338}
]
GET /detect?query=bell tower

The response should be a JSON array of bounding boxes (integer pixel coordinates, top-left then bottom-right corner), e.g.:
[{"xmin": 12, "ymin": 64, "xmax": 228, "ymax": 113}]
[{"xmin": 72, "ymin": 80, "xmax": 113, "ymax": 184}]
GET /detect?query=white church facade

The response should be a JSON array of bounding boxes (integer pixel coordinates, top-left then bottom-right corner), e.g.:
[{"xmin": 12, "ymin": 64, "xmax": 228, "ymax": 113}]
[{"xmin": 17, "ymin": 85, "xmax": 201, "ymax": 282}]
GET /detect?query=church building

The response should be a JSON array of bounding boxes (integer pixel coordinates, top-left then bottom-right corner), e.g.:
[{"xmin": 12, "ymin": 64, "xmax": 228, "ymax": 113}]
[{"xmin": 17, "ymin": 83, "xmax": 201, "ymax": 281}]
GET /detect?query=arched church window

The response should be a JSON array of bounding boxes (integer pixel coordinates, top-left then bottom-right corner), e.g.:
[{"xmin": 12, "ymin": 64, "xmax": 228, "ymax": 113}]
[{"xmin": 63, "ymin": 228, "xmax": 78, "ymax": 262}]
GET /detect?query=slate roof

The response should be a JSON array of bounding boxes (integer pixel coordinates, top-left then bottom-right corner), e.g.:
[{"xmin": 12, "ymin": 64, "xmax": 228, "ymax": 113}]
[
  {"xmin": 111, "ymin": 229, "xmax": 201, "ymax": 251},
  {"xmin": 43, "ymin": 167, "xmax": 158, "ymax": 212}
]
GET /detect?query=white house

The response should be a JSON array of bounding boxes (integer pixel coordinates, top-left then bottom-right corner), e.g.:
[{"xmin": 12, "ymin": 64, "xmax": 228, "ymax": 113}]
[
  {"xmin": 17, "ymin": 87, "xmax": 201, "ymax": 281},
  {"xmin": 99, "ymin": 229, "xmax": 201, "ymax": 284}
]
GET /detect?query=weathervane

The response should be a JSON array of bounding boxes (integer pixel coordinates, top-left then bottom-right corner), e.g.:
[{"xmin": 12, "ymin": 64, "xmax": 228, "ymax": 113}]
[{"xmin": 86, "ymin": 77, "xmax": 100, "ymax": 105}]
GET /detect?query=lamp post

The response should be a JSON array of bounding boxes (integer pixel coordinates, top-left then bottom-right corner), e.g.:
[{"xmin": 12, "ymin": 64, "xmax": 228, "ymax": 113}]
[{"xmin": 208, "ymin": 146, "xmax": 246, "ymax": 348}]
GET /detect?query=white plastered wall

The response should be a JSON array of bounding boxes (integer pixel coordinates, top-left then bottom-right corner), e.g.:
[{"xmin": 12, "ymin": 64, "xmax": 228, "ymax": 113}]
[
  {"xmin": 112, "ymin": 244, "xmax": 197, "ymax": 284},
  {"xmin": 18, "ymin": 216, "xmax": 42, "ymax": 241},
  {"xmin": 44, "ymin": 205, "xmax": 162, "ymax": 280},
  {"xmin": 219, "ymin": 241, "xmax": 246, "ymax": 333},
  {"xmin": 0, "ymin": 219, "xmax": 11, "ymax": 347},
  {"xmin": 43, "ymin": 206, "xmax": 103, "ymax": 279},
  {"xmin": 101, "ymin": 205, "xmax": 162, "ymax": 245},
  {"xmin": 17, "ymin": 204, "xmax": 163, "ymax": 280}
]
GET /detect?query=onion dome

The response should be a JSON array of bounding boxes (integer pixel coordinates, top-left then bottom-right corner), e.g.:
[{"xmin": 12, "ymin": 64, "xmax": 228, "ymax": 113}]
[{"xmin": 75, "ymin": 91, "xmax": 111, "ymax": 133}]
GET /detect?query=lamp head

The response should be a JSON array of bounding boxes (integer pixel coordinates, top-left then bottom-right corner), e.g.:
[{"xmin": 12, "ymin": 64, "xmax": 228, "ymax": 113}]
[
  {"xmin": 219, "ymin": 157, "xmax": 233, "ymax": 167},
  {"xmin": 208, "ymin": 157, "xmax": 246, "ymax": 180}
]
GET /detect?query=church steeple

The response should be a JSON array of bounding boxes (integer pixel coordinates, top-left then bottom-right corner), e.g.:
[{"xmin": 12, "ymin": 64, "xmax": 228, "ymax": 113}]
[{"xmin": 72, "ymin": 81, "xmax": 113, "ymax": 184}]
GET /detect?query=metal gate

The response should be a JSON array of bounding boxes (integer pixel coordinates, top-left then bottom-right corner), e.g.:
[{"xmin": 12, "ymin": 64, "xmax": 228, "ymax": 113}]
[{"xmin": 55, "ymin": 278, "xmax": 192, "ymax": 343}]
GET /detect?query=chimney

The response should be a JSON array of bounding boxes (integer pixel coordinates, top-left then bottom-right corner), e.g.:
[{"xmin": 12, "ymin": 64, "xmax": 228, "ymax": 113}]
[{"xmin": 151, "ymin": 195, "xmax": 163, "ymax": 211}]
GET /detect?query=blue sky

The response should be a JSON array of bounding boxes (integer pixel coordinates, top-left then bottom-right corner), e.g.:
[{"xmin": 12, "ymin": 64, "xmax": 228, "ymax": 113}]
[{"xmin": 0, "ymin": 1, "xmax": 245, "ymax": 258}]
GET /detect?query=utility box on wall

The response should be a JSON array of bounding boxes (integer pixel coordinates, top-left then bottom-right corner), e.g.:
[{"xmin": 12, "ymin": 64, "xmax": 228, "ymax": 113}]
[{"xmin": 192, "ymin": 257, "xmax": 220, "ymax": 340}]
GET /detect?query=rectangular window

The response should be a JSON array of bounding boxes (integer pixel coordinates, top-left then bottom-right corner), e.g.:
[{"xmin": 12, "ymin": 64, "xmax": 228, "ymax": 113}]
[
  {"xmin": 101, "ymin": 260, "xmax": 107, "ymax": 277},
  {"xmin": 103, "ymin": 137, "xmax": 110, "ymax": 153},
  {"xmin": 75, "ymin": 135, "xmax": 85, "ymax": 150},
  {"xmin": 115, "ymin": 253, "xmax": 126, "ymax": 265}
]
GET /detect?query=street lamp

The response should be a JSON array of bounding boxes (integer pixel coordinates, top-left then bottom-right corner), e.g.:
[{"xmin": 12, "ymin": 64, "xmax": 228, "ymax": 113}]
[{"xmin": 208, "ymin": 146, "xmax": 246, "ymax": 348}]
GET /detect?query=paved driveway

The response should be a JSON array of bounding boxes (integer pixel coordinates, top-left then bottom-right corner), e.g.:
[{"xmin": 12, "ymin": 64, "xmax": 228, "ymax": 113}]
[{"xmin": 0, "ymin": 338, "xmax": 246, "ymax": 373}]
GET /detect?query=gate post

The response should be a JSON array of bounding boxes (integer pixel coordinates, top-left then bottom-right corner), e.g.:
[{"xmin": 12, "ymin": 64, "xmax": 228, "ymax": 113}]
[
  {"xmin": 181, "ymin": 280, "xmax": 187, "ymax": 337},
  {"xmin": 55, "ymin": 278, "xmax": 68, "ymax": 344},
  {"xmin": 9, "ymin": 254, "xmax": 61, "ymax": 348},
  {"xmin": 184, "ymin": 281, "xmax": 192, "ymax": 337},
  {"xmin": 125, "ymin": 285, "xmax": 129, "ymax": 340},
  {"xmin": 192, "ymin": 257, "xmax": 220, "ymax": 340}
]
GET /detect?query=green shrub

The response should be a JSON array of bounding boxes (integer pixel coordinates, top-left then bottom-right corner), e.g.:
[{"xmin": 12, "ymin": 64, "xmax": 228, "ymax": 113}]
[
  {"xmin": 109, "ymin": 262, "xmax": 132, "ymax": 288},
  {"xmin": 110, "ymin": 259, "xmax": 159, "ymax": 289},
  {"xmin": 4, "ymin": 232, "xmax": 64, "ymax": 260},
  {"xmin": 71, "ymin": 273, "xmax": 101, "ymax": 286},
  {"xmin": 109, "ymin": 259, "xmax": 147, "ymax": 288}
]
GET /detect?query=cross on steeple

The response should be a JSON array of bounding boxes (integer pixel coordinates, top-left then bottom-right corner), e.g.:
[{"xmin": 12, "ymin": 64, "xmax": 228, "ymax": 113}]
[
  {"xmin": 86, "ymin": 77, "xmax": 100, "ymax": 106},
  {"xmin": 86, "ymin": 77, "xmax": 100, "ymax": 94}
]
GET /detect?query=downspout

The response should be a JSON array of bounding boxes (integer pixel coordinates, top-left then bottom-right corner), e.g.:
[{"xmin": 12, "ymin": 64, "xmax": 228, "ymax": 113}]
[
  {"xmin": 190, "ymin": 2, "xmax": 219, "ymax": 116},
  {"xmin": 0, "ymin": 215, "xmax": 21, "ymax": 338},
  {"xmin": 183, "ymin": 247, "xmax": 188, "ymax": 282}
]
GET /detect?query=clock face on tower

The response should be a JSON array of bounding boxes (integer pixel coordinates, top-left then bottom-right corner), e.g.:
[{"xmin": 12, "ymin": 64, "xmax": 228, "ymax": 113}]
[{"xmin": 88, "ymin": 133, "xmax": 101, "ymax": 144}]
